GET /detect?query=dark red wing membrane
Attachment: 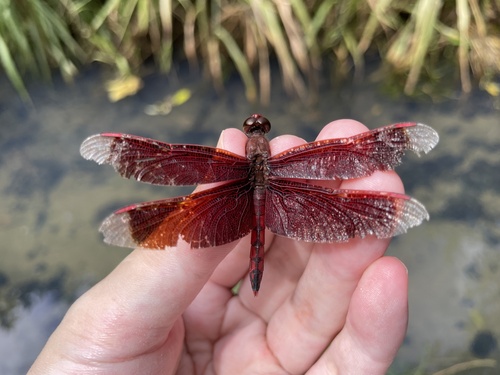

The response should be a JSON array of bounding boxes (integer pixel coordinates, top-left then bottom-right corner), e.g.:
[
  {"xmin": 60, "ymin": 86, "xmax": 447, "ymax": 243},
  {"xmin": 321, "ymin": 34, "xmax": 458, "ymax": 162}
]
[
  {"xmin": 99, "ymin": 180, "xmax": 254, "ymax": 249},
  {"xmin": 81, "ymin": 114, "xmax": 438, "ymax": 295},
  {"xmin": 265, "ymin": 179, "xmax": 428, "ymax": 242},
  {"xmin": 269, "ymin": 123, "xmax": 439, "ymax": 180},
  {"xmin": 80, "ymin": 133, "xmax": 249, "ymax": 185}
]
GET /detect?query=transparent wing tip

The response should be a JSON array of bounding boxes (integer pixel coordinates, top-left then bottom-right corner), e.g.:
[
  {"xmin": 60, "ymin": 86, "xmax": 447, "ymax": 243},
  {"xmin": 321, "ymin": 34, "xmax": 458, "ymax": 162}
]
[
  {"xmin": 80, "ymin": 134, "xmax": 114, "ymax": 164},
  {"xmin": 407, "ymin": 123, "xmax": 439, "ymax": 155},
  {"xmin": 99, "ymin": 212, "xmax": 137, "ymax": 248},
  {"xmin": 393, "ymin": 197, "xmax": 430, "ymax": 236}
]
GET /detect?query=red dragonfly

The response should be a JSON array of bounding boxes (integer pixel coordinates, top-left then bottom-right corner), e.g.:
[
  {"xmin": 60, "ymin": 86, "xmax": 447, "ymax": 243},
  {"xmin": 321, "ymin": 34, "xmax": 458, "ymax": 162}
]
[{"xmin": 80, "ymin": 114, "xmax": 438, "ymax": 295}]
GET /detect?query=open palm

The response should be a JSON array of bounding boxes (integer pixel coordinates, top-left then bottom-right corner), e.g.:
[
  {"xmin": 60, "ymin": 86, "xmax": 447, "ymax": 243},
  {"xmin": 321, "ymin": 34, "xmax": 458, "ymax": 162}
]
[{"xmin": 30, "ymin": 120, "xmax": 408, "ymax": 374}]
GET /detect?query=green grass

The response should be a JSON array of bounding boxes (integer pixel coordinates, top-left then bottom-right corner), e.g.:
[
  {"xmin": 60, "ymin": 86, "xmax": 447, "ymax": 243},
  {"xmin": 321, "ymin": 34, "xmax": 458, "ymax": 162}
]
[{"xmin": 0, "ymin": 0, "xmax": 499, "ymax": 102}]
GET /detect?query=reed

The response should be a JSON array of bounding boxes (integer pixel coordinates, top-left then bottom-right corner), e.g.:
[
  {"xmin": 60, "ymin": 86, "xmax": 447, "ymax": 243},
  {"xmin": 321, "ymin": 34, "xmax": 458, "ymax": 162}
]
[{"xmin": 1, "ymin": 0, "xmax": 498, "ymax": 102}]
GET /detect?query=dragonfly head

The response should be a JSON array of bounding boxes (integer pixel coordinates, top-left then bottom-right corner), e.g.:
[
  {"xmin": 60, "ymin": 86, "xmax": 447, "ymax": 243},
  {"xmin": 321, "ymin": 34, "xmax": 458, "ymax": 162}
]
[{"xmin": 243, "ymin": 114, "xmax": 271, "ymax": 136}]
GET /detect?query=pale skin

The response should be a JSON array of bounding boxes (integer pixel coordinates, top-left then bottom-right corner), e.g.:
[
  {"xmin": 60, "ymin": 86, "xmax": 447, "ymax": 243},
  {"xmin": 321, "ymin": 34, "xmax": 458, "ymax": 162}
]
[{"xmin": 29, "ymin": 119, "xmax": 409, "ymax": 374}]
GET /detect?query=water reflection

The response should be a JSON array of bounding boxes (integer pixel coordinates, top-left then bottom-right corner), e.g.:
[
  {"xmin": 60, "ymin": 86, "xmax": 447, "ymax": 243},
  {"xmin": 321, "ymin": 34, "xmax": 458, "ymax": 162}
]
[
  {"xmin": 0, "ymin": 292, "xmax": 70, "ymax": 375},
  {"xmin": 0, "ymin": 67, "xmax": 499, "ymax": 373}
]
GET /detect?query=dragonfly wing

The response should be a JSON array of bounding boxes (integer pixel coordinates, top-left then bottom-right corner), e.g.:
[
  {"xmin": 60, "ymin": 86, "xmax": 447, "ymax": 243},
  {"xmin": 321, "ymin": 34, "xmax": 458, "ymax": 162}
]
[
  {"xmin": 100, "ymin": 180, "xmax": 254, "ymax": 249},
  {"xmin": 80, "ymin": 133, "xmax": 249, "ymax": 185},
  {"xmin": 269, "ymin": 123, "xmax": 438, "ymax": 180},
  {"xmin": 266, "ymin": 179, "xmax": 429, "ymax": 242}
]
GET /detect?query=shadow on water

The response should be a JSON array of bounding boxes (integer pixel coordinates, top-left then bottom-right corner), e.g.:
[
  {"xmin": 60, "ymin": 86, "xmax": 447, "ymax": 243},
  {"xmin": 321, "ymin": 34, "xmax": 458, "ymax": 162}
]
[{"xmin": 0, "ymin": 65, "xmax": 499, "ymax": 374}]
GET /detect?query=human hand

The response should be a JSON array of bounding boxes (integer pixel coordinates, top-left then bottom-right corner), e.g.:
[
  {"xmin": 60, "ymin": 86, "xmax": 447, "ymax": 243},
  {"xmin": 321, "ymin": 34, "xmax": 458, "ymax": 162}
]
[{"xmin": 29, "ymin": 119, "xmax": 408, "ymax": 374}]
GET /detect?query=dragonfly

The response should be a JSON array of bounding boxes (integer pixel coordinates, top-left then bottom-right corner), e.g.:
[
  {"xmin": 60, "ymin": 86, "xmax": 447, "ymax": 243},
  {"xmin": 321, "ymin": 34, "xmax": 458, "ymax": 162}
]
[{"xmin": 80, "ymin": 114, "xmax": 439, "ymax": 295}]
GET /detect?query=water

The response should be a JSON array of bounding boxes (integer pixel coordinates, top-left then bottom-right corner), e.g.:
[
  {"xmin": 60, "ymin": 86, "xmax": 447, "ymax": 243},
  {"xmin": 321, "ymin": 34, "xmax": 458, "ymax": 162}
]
[{"xmin": 0, "ymin": 66, "xmax": 499, "ymax": 374}]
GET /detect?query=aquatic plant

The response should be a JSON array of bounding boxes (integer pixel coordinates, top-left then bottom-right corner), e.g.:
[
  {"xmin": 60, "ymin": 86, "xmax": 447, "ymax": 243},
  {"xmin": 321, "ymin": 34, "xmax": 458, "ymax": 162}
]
[{"xmin": 0, "ymin": 0, "xmax": 498, "ymax": 102}]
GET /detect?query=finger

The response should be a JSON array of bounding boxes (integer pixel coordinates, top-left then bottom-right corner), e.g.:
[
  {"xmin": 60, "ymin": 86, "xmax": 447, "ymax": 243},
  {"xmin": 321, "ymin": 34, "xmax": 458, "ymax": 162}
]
[
  {"xmin": 203, "ymin": 128, "xmax": 257, "ymax": 293},
  {"xmin": 32, "ymin": 129, "xmax": 252, "ymax": 372},
  {"xmin": 312, "ymin": 256, "xmax": 408, "ymax": 374},
  {"xmin": 266, "ymin": 237, "xmax": 394, "ymax": 373},
  {"xmin": 33, "ymin": 242, "xmax": 233, "ymax": 369},
  {"xmin": 233, "ymin": 133, "xmax": 312, "ymax": 303},
  {"xmin": 263, "ymin": 120, "xmax": 405, "ymax": 373},
  {"xmin": 210, "ymin": 121, "xmax": 380, "ymax": 300},
  {"xmin": 173, "ymin": 127, "xmax": 251, "ymax": 301},
  {"xmin": 208, "ymin": 129, "xmax": 309, "ymax": 297},
  {"xmin": 247, "ymin": 119, "xmax": 395, "ymax": 310}
]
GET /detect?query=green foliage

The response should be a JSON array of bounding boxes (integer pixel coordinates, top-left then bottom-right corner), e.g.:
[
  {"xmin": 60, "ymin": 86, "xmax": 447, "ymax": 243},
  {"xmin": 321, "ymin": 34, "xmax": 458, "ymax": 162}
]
[
  {"xmin": 0, "ymin": 0, "xmax": 499, "ymax": 102},
  {"xmin": 0, "ymin": 0, "xmax": 84, "ymax": 99}
]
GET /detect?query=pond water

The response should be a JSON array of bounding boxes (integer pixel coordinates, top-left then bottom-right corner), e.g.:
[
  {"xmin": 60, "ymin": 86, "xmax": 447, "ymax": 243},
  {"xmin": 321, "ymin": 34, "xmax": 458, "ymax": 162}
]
[{"xmin": 0, "ymin": 65, "xmax": 499, "ymax": 374}]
